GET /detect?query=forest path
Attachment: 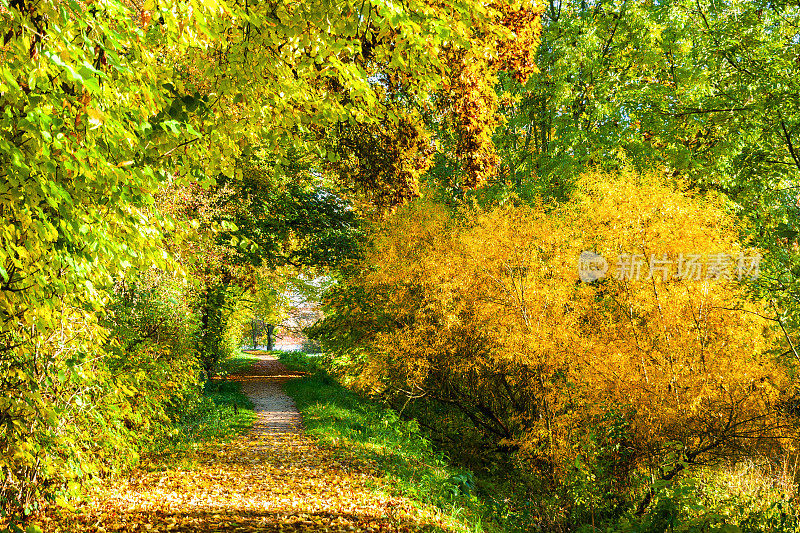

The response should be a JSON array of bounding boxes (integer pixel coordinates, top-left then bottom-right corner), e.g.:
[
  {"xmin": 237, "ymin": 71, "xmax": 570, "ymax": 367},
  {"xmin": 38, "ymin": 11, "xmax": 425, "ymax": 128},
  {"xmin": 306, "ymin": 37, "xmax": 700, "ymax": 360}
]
[{"xmin": 47, "ymin": 352, "xmax": 430, "ymax": 533}]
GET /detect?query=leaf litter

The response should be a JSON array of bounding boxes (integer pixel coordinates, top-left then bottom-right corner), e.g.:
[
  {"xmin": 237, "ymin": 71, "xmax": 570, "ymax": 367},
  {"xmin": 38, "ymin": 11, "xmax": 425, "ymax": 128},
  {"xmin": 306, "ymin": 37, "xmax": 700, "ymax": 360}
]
[{"xmin": 36, "ymin": 354, "xmax": 451, "ymax": 532}]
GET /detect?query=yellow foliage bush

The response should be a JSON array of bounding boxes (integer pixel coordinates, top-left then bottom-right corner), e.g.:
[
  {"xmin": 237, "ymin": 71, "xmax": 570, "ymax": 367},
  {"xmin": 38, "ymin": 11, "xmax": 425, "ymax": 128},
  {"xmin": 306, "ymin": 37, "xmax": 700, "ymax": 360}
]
[{"xmin": 319, "ymin": 169, "xmax": 797, "ymax": 485}]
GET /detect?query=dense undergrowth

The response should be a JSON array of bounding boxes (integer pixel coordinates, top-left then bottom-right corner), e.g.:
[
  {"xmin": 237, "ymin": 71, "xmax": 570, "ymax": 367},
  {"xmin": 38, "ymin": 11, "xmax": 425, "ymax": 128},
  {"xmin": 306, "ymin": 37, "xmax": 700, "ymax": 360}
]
[{"xmin": 278, "ymin": 351, "xmax": 800, "ymax": 533}]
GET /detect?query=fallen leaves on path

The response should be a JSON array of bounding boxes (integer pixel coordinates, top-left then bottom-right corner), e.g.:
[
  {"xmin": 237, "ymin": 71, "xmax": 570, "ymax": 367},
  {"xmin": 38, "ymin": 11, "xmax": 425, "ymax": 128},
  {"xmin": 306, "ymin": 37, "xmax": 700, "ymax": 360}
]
[{"xmin": 35, "ymin": 354, "xmax": 450, "ymax": 532}]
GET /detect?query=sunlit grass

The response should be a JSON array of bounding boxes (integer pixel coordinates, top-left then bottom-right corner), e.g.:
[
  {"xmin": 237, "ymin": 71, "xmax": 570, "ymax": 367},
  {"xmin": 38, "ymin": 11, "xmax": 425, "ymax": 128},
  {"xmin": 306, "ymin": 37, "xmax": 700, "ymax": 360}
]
[
  {"xmin": 217, "ymin": 350, "xmax": 261, "ymax": 376},
  {"xmin": 277, "ymin": 351, "xmax": 491, "ymax": 533}
]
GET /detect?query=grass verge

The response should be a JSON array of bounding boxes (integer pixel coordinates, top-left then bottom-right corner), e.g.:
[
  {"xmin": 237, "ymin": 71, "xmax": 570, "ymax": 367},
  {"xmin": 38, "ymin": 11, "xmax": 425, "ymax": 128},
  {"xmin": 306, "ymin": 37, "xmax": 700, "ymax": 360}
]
[
  {"xmin": 217, "ymin": 350, "xmax": 261, "ymax": 376},
  {"xmin": 277, "ymin": 351, "xmax": 492, "ymax": 533}
]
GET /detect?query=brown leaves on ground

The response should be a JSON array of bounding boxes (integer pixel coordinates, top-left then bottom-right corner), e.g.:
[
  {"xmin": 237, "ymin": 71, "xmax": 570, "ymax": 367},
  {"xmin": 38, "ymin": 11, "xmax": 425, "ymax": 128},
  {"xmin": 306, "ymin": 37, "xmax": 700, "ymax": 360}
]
[{"xmin": 35, "ymin": 353, "xmax": 449, "ymax": 533}]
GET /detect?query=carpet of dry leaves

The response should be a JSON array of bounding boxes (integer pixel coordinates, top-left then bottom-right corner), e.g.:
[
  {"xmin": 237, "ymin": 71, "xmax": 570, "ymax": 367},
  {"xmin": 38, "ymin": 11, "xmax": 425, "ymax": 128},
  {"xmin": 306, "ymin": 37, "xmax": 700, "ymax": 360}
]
[{"xmin": 37, "ymin": 354, "xmax": 450, "ymax": 533}]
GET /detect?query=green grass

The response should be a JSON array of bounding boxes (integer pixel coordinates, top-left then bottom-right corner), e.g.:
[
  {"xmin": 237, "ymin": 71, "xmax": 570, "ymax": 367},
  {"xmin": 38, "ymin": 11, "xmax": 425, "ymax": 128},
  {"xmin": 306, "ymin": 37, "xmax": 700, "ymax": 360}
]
[
  {"xmin": 277, "ymin": 351, "xmax": 492, "ymax": 533},
  {"xmin": 216, "ymin": 350, "xmax": 261, "ymax": 375},
  {"xmin": 178, "ymin": 350, "xmax": 258, "ymax": 443},
  {"xmin": 275, "ymin": 349, "xmax": 323, "ymax": 372},
  {"xmin": 191, "ymin": 379, "xmax": 256, "ymax": 439}
]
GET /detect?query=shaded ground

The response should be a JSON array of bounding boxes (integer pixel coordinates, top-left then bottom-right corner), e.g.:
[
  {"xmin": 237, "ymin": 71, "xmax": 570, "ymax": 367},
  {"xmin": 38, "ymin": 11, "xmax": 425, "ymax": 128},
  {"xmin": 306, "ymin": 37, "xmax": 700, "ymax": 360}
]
[{"xmin": 41, "ymin": 353, "xmax": 445, "ymax": 532}]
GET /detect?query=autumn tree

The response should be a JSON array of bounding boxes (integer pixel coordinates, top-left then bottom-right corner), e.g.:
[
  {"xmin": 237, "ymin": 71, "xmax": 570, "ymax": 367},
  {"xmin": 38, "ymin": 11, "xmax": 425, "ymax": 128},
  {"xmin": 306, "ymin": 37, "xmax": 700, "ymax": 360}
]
[
  {"xmin": 313, "ymin": 170, "xmax": 798, "ymax": 525},
  {"xmin": 472, "ymin": 0, "xmax": 800, "ymax": 358},
  {"xmin": 160, "ymin": 161, "xmax": 362, "ymax": 374}
]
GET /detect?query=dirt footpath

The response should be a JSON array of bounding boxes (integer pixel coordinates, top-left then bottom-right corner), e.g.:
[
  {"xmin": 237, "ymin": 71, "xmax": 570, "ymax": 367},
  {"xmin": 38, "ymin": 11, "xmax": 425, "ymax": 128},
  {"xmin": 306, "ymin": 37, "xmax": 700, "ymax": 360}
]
[{"xmin": 236, "ymin": 352, "xmax": 305, "ymax": 438}]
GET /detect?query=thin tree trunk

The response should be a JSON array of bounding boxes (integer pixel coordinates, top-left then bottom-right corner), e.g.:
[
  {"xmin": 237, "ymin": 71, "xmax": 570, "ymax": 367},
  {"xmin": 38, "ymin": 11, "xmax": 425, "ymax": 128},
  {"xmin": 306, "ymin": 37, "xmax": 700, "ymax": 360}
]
[{"xmin": 266, "ymin": 323, "xmax": 274, "ymax": 351}]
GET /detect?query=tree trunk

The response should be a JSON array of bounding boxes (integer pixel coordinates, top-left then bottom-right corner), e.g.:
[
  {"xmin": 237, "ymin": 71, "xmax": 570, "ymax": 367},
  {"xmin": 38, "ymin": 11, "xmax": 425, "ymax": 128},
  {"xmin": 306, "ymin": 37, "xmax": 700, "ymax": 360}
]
[
  {"xmin": 200, "ymin": 283, "xmax": 227, "ymax": 377},
  {"xmin": 266, "ymin": 323, "xmax": 274, "ymax": 351}
]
